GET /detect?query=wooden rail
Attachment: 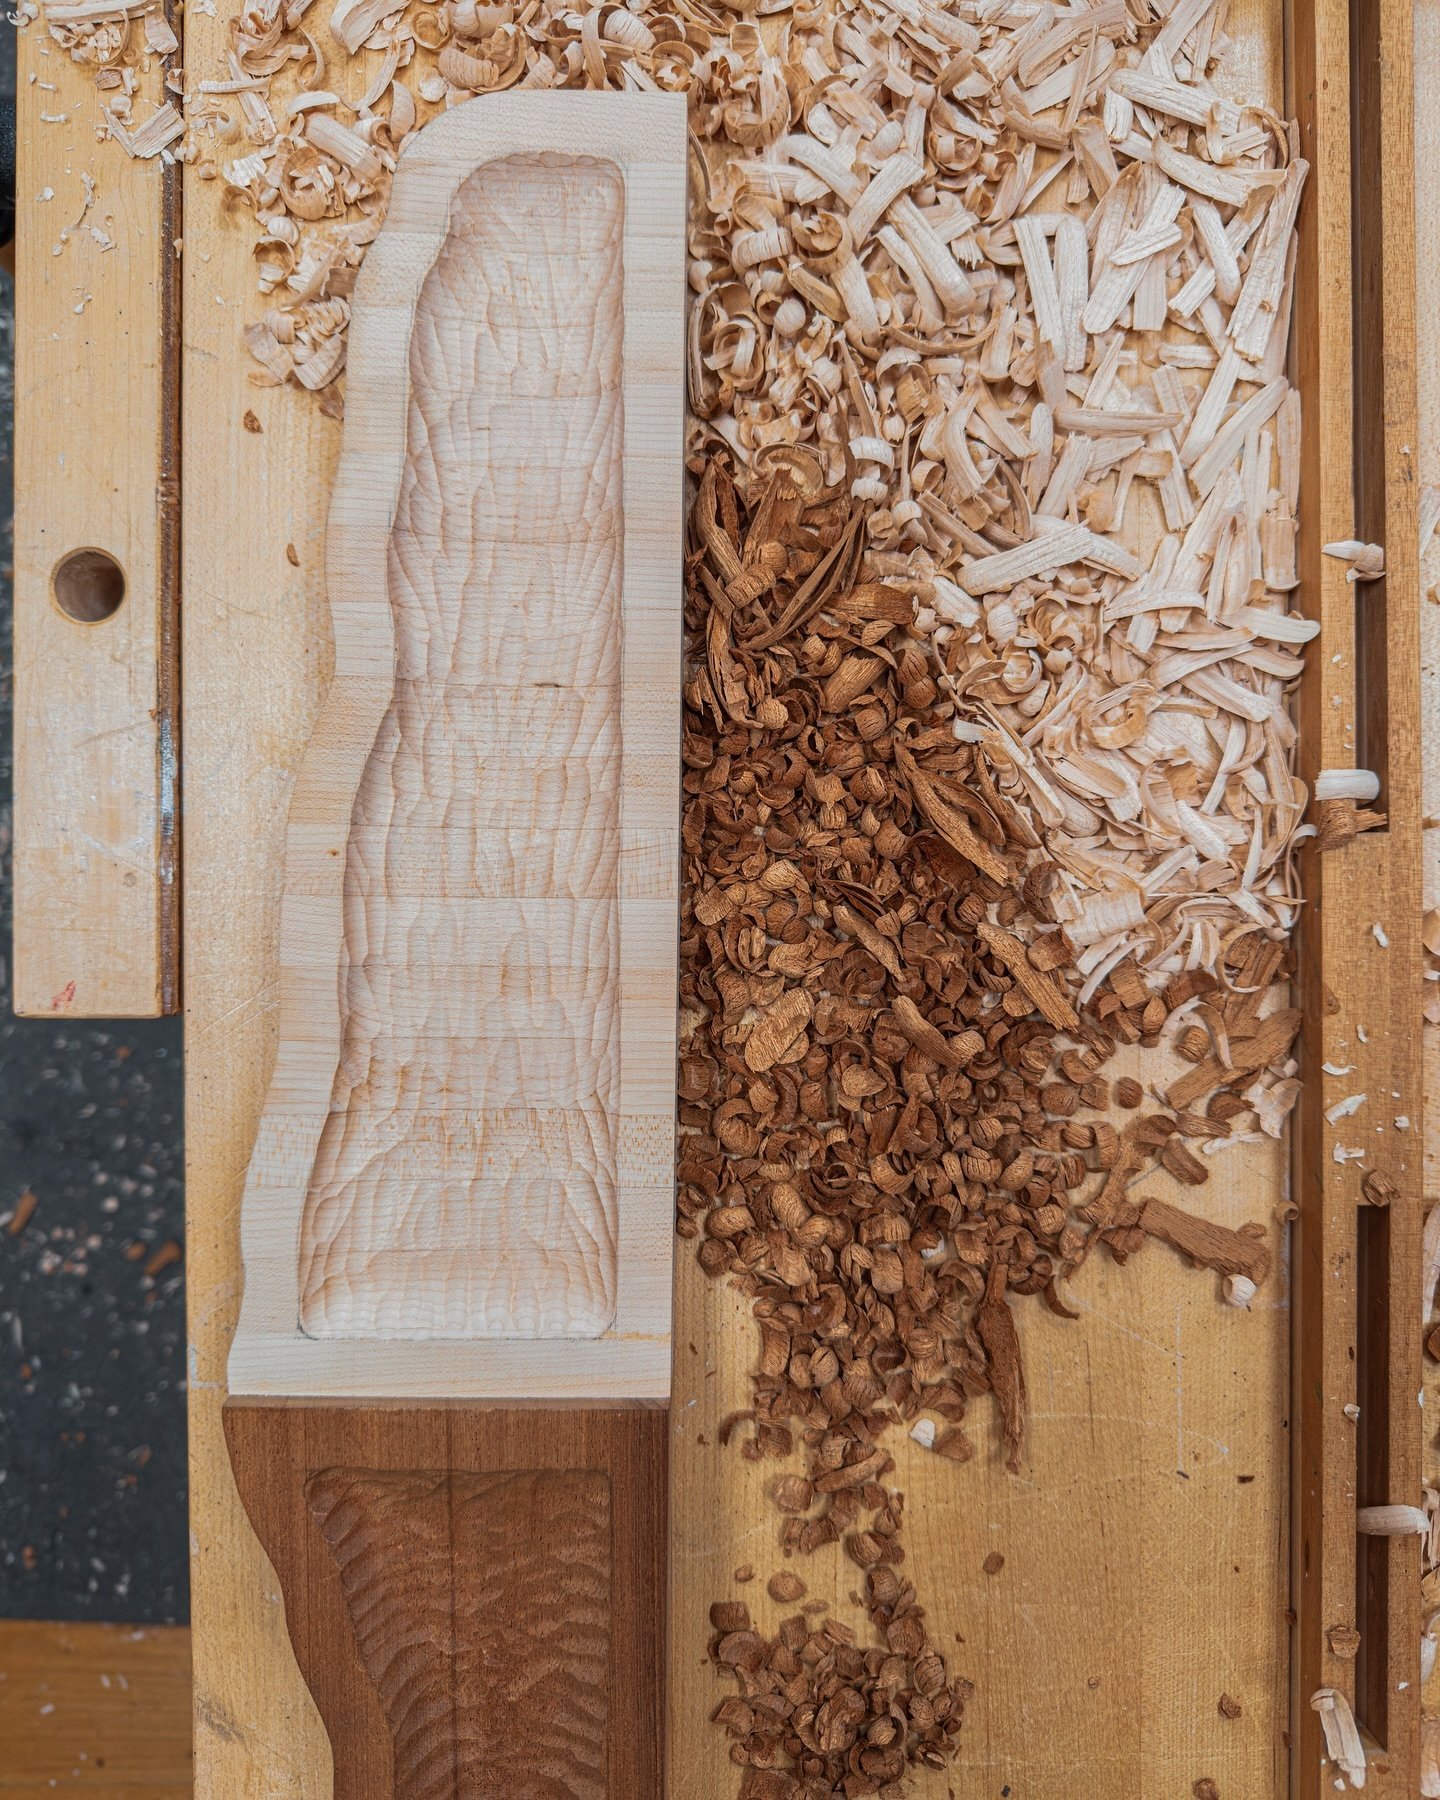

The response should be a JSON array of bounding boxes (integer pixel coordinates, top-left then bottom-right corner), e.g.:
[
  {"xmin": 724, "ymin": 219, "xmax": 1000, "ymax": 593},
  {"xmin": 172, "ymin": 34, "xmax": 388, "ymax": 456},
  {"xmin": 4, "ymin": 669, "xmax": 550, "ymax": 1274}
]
[{"xmin": 1288, "ymin": 0, "xmax": 1426, "ymax": 1792}]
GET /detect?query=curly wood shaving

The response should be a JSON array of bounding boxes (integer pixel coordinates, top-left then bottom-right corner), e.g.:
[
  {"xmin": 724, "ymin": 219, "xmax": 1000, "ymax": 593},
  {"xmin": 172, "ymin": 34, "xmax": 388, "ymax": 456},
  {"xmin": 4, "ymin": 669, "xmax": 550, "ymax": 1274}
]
[
  {"xmin": 142, "ymin": 8, "xmax": 175, "ymax": 53},
  {"xmin": 330, "ymin": 0, "xmax": 399, "ymax": 54},
  {"xmin": 1310, "ymin": 1687, "xmax": 1367, "ymax": 1789}
]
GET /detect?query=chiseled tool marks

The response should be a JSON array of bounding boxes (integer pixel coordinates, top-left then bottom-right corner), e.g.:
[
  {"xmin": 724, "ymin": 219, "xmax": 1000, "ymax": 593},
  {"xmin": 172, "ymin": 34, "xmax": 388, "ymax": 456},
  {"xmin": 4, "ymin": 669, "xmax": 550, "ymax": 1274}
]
[
  {"xmin": 306, "ymin": 1465, "xmax": 612, "ymax": 1799},
  {"xmin": 298, "ymin": 152, "xmax": 626, "ymax": 1342}
]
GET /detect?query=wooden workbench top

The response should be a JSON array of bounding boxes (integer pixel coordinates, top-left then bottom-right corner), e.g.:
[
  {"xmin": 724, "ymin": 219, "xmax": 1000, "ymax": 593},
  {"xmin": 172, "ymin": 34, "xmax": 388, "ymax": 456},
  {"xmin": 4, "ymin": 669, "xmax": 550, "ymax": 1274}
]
[
  {"xmin": 175, "ymin": 5, "xmax": 1293, "ymax": 1796},
  {"xmin": 12, "ymin": 0, "xmax": 1439, "ymax": 1793}
]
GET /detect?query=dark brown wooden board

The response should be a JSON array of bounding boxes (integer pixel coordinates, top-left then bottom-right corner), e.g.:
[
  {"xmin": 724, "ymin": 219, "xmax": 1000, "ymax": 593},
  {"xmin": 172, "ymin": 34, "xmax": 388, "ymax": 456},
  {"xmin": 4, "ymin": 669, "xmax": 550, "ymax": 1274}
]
[{"xmin": 224, "ymin": 1401, "xmax": 667, "ymax": 1800}]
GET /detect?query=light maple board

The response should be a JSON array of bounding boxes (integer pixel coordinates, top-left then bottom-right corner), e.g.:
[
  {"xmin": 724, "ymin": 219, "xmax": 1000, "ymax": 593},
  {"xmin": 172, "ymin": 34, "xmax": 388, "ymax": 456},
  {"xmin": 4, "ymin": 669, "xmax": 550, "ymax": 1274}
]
[
  {"xmin": 12, "ymin": 3, "xmax": 180, "ymax": 1018},
  {"xmin": 227, "ymin": 96, "xmax": 685, "ymax": 1406},
  {"xmin": 1289, "ymin": 0, "xmax": 1425, "ymax": 1789},
  {"xmin": 174, "ymin": 8, "xmax": 1420, "ymax": 1800}
]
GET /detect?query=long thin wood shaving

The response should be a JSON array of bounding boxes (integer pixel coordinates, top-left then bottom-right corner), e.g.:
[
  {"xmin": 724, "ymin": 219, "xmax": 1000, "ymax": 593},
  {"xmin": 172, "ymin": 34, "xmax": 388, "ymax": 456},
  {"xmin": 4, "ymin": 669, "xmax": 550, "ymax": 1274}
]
[
  {"xmin": 1310, "ymin": 1687, "xmax": 1367, "ymax": 1790},
  {"xmin": 1136, "ymin": 1194, "xmax": 1270, "ymax": 1283}
]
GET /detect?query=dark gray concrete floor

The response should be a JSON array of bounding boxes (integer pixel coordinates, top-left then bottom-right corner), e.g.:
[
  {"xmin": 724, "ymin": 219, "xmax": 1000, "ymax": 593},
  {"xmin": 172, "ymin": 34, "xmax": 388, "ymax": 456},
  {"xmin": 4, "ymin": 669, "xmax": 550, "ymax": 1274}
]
[{"xmin": 0, "ymin": 25, "xmax": 188, "ymax": 1623}]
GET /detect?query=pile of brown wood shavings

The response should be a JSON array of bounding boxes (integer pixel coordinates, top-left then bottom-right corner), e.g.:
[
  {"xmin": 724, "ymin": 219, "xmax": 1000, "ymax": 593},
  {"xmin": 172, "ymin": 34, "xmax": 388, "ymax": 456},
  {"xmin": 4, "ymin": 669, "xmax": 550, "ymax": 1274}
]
[{"xmin": 680, "ymin": 454, "xmax": 1283, "ymax": 1797}]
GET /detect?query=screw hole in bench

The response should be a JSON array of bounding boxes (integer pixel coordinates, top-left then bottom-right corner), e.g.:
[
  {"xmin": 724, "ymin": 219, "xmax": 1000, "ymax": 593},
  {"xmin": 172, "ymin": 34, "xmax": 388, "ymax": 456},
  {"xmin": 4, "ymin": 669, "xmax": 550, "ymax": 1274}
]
[{"xmin": 52, "ymin": 548, "xmax": 126, "ymax": 623}]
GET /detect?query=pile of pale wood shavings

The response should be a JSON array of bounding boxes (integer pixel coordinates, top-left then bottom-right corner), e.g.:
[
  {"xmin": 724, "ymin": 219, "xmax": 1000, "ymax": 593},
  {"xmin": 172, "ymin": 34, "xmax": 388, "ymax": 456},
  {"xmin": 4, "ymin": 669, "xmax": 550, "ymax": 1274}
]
[
  {"xmin": 172, "ymin": 0, "xmax": 1334, "ymax": 1015},
  {"xmin": 34, "ymin": 0, "xmax": 184, "ymax": 157}
]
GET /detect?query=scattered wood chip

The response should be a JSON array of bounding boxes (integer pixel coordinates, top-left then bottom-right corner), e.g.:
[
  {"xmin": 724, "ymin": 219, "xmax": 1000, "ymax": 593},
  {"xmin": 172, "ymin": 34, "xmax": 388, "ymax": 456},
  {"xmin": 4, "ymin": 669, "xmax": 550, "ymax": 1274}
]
[
  {"xmin": 977, "ymin": 920, "xmax": 1080, "ymax": 1034},
  {"xmin": 1361, "ymin": 1171, "xmax": 1397, "ymax": 1209},
  {"xmin": 977, "ymin": 1281, "xmax": 1027, "ymax": 1476},
  {"xmin": 743, "ymin": 988, "xmax": 812, "ymax": 1075},
  {"xmin": 106, "ymin": 102, "xmax": 183, "ymax": 158},
  {"xmin": 1137, "ymin": 1197, "xmax": 1271, "ymax": 1285},
  {"xmin": 1322, "ymin": 539, "xmax": 1385, "ymax": 581},
  {"xmin": 7, "ymin": 1190, "xmax": 38, "ymax": 1235},
  {"xmin": 1326, "ymin": 1623, "xmax": 1361, "ymax": 1660},
  {"xmin": 1355, "ymin": 1505, "xmax": 1429, "ymax": 1537},
  {"xmin": 1310, "ymin": 1687, "xmax": 1367, "ymax": 1789},
  {"xmin": 142, "ymin": 1239, "xmax": 182, "ymax": 1279}
]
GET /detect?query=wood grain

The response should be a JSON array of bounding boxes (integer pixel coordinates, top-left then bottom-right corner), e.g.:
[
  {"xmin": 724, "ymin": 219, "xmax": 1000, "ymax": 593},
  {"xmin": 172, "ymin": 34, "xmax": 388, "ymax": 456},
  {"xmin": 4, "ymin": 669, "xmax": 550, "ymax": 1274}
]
[
  {"xmin": 0, "ymin": 1621, "xmax": 192, "ymax": 1793},
  {"xmin": 211, "ymin": 98, "xmax": 681, "ymax": 1799},
  {"xmin": 227, "ymin": 97, "xmax": 685, "ymax": 1405},
  {"xmin": 1288, "ymin": 0, "xmax": 1426, "ymax": 1792},
  {"xmin": 1414, "ymin": 0, "xmax": 1440, "ymax": 1760},
  {"xmin": 12, "ymin": 4, "xmax": 181, "ymax": 1018},
  {"xmin": 307, "ymin": 1469, "xmax": 609, "ymax": 1800},
  {"xmin": 224, "ymin": 1401, "xmax": 665, "ymax": 1799}
]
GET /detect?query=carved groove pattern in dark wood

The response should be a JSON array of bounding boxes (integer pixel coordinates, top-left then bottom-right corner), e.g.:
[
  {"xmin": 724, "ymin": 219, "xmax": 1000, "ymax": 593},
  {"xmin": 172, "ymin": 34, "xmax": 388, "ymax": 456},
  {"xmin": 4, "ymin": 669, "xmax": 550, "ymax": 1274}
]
[
  {"xmin": 223, "ymin": 1402, "xmax": 666, "ymax": 1799},
  {"xmin": 306, "ymin": 1467, "xmax": 610, "ymax": 1800}
]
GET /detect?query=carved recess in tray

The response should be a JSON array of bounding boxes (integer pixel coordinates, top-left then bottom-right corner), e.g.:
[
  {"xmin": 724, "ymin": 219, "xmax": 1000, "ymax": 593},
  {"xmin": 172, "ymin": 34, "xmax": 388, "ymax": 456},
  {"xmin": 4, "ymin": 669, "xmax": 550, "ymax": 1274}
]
[
  {"xmin": 307, "ymin": 1466, "xmax": 611, "ymax": 1800},
  {"xmin": 300, "ymin": 153, "xmax": 626, "ymax": 1344},
  {"xmin": 227, "ymin": 95, "xmax": 686, "ymax": 1401}
]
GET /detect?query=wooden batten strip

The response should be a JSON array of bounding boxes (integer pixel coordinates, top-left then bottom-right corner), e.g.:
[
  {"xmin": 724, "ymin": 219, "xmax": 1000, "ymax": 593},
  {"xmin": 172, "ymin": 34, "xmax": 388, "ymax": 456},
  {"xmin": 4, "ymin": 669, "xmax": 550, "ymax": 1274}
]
[
  {"xmin": 12, "ymin": 0, "xmax": 181, "ymax": 1016},
  {"xmin": 1289, "ymin": 0, "xmax": 1424, "ymax": 1793}
]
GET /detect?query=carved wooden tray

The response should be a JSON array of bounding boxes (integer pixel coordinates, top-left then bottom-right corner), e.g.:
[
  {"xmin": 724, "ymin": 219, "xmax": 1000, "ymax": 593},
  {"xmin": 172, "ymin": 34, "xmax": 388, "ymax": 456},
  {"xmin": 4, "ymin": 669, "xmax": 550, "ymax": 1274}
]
[{"xmin": 223, "ymin": 93, "xmax": 685, "ymax": 1798}]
